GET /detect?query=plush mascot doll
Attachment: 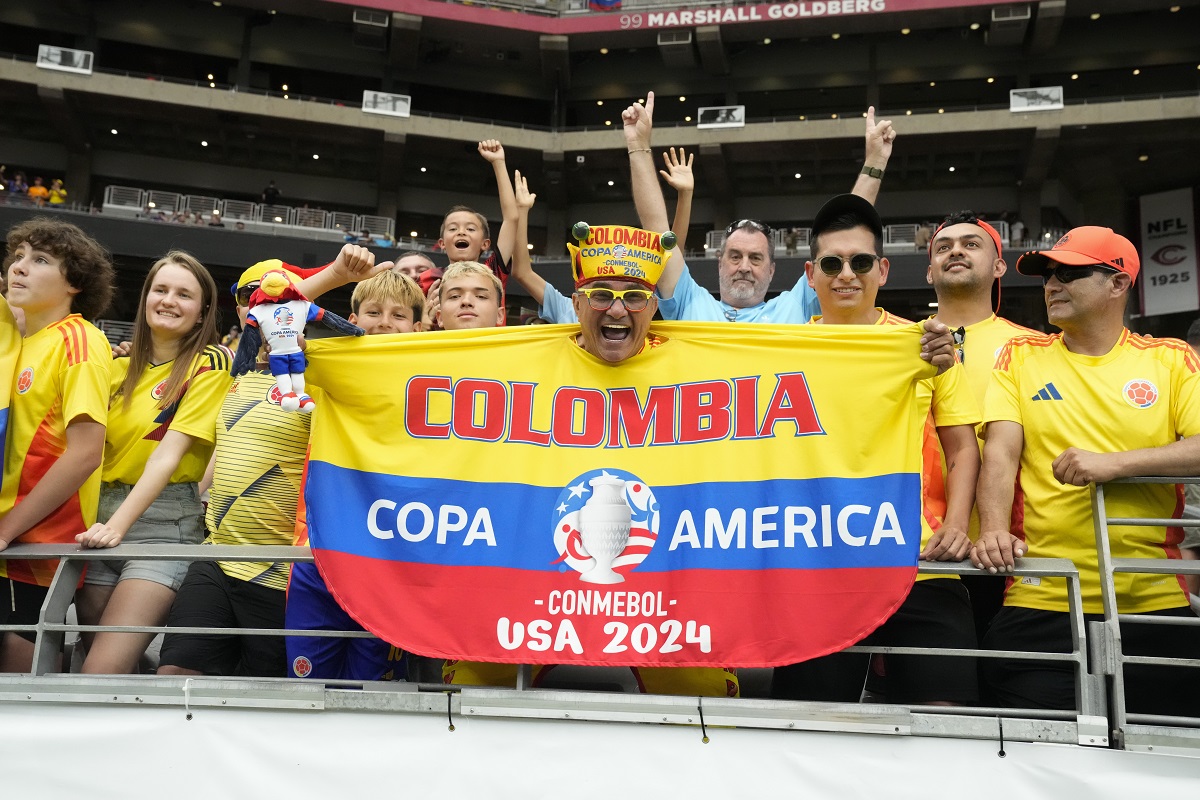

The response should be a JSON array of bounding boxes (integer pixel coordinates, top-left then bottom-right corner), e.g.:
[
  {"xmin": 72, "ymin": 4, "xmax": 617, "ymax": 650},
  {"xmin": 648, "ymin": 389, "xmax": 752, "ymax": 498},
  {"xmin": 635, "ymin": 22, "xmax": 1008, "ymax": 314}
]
[{"xmin": 231, "ymin": 268, "xmax": 363, "ymax": 412}]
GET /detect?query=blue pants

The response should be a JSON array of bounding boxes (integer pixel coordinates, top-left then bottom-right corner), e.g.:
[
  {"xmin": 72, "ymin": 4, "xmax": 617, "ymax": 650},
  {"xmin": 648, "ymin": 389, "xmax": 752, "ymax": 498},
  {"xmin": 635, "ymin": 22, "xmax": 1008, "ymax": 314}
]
[{"xmin": 285, "ymin": 561, "xmax": 406, "ymax": 681}]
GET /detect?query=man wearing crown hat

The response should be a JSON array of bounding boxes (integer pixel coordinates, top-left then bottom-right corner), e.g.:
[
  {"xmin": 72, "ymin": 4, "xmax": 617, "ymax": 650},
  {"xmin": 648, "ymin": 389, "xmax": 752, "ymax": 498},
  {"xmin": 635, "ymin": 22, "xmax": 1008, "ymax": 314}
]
[
  {"xmin": 972, "ymin": 226, "xmax": 1200, "ymax": 716},
  {"xmin": 567, "ymin": 222, "xmax": 673, "ymax": 364},
  {"xmin": 444, "ymin": 222, "xmax": 740, "ymax": 698}
]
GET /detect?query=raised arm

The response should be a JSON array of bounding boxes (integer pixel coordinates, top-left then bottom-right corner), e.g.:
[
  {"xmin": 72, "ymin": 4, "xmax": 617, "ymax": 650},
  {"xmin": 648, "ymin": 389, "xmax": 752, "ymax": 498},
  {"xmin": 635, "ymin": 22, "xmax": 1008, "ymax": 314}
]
[
  {"xmin": 624, "ymin": 91, "xmax": 670, "ymax": 233},
  {"xmin": 624, "ymin": 91, "xmax": 683, "ymax": 297},
  {"xmin": 850, "ymin": 106, "xmax": 896, "ymax": 206},
  {"xmin": 295, "ymin": 244, "xmax": 392, "ymax": 300},
  {"xmin": 508, "ymin": 170, "xmax": 547, "ymax": 306},
  {"xmin": 660, "ymin": 146, "xmax": 694, "ymax": 252},
  {"xmin": 480, "ymin": 139, "xmax": 518, "ymax": 267}
]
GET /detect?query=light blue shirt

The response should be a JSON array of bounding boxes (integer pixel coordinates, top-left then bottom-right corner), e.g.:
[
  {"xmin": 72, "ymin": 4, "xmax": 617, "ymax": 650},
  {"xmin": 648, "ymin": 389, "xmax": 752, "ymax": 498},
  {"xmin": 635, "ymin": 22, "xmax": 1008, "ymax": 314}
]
[
  {"xmin": 656, "ymin": 261, "xmax": 821, "ymax": 323},
  {"xmin": 538, "ymin": 284, "xmax": 578, "ymax": 324}
]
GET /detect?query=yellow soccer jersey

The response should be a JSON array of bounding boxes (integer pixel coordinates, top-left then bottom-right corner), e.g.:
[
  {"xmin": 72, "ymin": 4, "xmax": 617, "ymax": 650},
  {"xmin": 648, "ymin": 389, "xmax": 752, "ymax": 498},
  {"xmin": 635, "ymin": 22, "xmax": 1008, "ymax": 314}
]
[
  {"xmin": 207, "ymin": 370, "xmax": 312, "ymax": 590},
  {"xmin": 103, "ymin": 346, "xmax": 233, "ymax": 485},
  {"xmin": 953, "ymin": 314, "xmax": 1035, "ymax": 413},
  {"xmin": 876, "ymin": 312, "xmax": 981, "ymax": 578},
  {"xmin": 936, "ymin": 314, "xmax": 1033, "ymax": 540},
  {"xmin": 985, "ymin": 330, "xmax": 1200, "ymax": 614},
  {"xmin": 0, "ymin": 314, "xmax": 111, "ymax": 586}
]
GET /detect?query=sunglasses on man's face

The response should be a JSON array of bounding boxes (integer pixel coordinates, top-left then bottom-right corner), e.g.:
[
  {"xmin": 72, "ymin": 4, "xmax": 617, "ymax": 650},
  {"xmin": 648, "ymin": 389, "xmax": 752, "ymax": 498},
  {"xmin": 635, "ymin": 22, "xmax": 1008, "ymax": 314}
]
[
  {"xmin": 232, "ymin": 281, "xmax": 260, "ymax": 307},
  {"xmin": 726, "ymin": 219, "xmax": 774, "ymax": 239},
  {"xmin": 816, "ymin": 254, "xmax": 879, "ymax": 276},
  {"xmin": 1042, "ymin": 264, "xmax": 1119, "ymax": 285},
  {"xmin": 576, "ymin": 287, "xmax": 653, "ymax": 312}
]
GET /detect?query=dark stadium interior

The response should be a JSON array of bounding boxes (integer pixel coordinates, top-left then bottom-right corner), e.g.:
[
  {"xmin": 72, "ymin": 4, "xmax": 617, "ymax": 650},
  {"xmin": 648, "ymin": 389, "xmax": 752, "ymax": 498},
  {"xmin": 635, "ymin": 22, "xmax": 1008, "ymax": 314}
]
[{"xmin": 1, "ymin": 0, "xmax": 1198, "ymax": 332}]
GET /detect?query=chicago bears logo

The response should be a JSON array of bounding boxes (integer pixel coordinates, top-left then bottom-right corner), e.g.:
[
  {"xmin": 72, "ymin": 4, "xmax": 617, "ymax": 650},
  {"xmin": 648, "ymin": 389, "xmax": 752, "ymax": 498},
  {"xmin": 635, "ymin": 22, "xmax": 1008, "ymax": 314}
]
[
  {"xmin": 1123, "ymin": 379, "xmax": 1158, "ymax": 409},
  {"xmin": 550, "ymin": 469, "xmax": 659, "ymax": 584},
  {"xmin": 1151, "ymin": 245, "xmax": 1187, "ymax": 266},
  {"xmin": 292, "ymin": 656, "xmax": 313, "ymax": 678},
  {"xmin": 151, "ymin": 379, "xmax": 168, "ymax": 400},
  {"xmin": 273, "ymin": 306, "xmax": 295, "ymax": 326},
  {"xmin": 266, "ymin": 384, "xmax": 285, "ymax": 405},
  {"xmin": 15, "ymin": 367, "xmax": 33, "ymax": 394}
]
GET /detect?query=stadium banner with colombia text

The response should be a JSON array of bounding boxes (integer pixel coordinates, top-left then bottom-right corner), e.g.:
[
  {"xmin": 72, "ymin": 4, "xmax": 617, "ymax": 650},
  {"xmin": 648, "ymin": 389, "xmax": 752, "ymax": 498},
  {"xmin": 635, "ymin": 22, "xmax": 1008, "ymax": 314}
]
[{"xmin": 304, "ymin": 322, "xmax": 935, "ymax": 668}]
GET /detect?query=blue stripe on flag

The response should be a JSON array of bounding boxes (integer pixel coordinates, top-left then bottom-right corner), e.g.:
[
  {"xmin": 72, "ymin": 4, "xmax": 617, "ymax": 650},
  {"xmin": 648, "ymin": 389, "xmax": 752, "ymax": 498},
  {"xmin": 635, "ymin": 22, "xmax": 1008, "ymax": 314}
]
[{"xmin": 306, "ymin": 460, "xmax": 920, "ymax": 573}]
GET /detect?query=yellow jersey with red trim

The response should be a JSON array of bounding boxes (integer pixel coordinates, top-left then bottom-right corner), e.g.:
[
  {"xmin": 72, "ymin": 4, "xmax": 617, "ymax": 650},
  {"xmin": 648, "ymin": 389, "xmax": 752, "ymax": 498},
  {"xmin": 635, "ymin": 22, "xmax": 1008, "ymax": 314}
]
[
  {"xmin": 877, "ymin": 311, "xmax": 980, "ymax": 578},
  {"xmin": 102, "ymin": 346, "xmax": 233, "ymax": 485},
  {"xmin": 206, "ymin": 371, "xmax": 311, "ymax": 590},
  {"xmin": 0, "ymin": 314, "xmax": 111, "ymax": 586},
  {"xmin": 985, "ymin": 329, "xmax": 1200, "ymax": 614},
  {"xmin": 936, "ymin": 313, "xmax": 1034, "ymax": 540}
]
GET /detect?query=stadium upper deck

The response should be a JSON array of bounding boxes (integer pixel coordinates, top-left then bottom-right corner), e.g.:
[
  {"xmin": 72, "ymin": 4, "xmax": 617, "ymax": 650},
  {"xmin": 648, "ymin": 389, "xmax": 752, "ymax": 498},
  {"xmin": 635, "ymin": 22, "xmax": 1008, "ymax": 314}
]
[{"xmin": 0, "ymin": 0, "xmax": 1197, "ymax": 322}]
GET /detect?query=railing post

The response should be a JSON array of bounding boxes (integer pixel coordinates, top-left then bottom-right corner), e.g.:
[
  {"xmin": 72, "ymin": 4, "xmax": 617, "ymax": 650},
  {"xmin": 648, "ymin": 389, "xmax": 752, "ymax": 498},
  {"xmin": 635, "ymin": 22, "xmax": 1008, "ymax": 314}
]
[
  {"xmin": 32, "ymin": 556, "xmax": 85, "ymax": 676},
  {"xmin": 1090, "ymin": 482, "xmax": 1127, "ymax": 740}
]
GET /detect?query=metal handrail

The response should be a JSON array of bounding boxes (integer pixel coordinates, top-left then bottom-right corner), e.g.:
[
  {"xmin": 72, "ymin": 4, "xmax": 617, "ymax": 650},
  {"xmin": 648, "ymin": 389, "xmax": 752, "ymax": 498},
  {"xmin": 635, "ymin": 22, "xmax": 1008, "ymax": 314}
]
[
  {"xmin": 0, "ymin": 543, "xmax": 1103, "ymax": 725},
  {"xmin": 1091, "ymin": 476, "xmax": 1200, "ymax": 744}
]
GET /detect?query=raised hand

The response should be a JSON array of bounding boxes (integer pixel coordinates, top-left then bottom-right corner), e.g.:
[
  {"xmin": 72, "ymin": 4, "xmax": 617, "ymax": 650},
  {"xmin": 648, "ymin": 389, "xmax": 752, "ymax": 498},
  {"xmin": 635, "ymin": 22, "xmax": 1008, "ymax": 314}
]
[
  {"xmin": 478, "ymin": 139, "xmax": 506, "ymax": 163},
  {"xmin": 659, "ymin": 146, "xmax": 694, "ymax": 193},
  {"xmin": 622, "ymin": 91, "xmax": 655, "ymax": 151}
]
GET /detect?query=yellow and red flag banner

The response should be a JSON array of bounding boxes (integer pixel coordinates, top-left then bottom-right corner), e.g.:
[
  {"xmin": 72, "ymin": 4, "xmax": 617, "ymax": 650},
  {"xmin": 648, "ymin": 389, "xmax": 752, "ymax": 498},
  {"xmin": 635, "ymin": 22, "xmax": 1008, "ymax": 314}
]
[{"xmin": 305, "ymin": 321, "xmax": 935, "ymax": 667}]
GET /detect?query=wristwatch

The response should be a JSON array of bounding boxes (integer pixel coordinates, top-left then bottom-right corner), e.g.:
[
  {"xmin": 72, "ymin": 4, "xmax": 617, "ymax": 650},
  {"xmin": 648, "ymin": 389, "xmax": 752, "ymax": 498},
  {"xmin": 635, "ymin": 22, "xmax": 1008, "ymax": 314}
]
[{"xmin": 860, "ymin": 165, "xmax": 884, "ymax": 179}]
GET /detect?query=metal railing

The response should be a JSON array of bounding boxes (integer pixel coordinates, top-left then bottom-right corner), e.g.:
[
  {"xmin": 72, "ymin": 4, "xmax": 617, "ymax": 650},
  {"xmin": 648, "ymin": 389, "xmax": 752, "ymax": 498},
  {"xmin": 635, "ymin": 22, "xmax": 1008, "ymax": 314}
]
[
  {"xmin": 1091, "ymin": 476, "xmax": 1200, "ymax": 748},
  {"xmin": 2, "ymin": 498, "xmax": 1198, "ymax": 750},
  {"xmin": 0, "ymin": 546, "xmax": 1097, "ymax": 717}
]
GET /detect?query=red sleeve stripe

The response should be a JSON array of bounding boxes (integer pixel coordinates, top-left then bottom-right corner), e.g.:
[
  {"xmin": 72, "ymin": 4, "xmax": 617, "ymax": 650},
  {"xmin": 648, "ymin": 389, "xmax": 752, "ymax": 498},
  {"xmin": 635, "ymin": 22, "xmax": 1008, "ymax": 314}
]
[
  {"xmin": 1126, "ymin": 334, "xmax": 1200, "ymax": 373},
  {"xmin": 55, "ymin": 318, "xmax": 88, "ymax": 366}
]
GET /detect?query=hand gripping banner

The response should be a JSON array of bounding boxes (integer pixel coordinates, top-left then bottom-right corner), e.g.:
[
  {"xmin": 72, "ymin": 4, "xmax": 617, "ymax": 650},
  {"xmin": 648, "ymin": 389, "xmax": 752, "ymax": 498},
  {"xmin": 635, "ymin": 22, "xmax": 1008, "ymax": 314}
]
[{"xmin": 304, "ymin": 321, "xmax": 935, "ymax": 668}]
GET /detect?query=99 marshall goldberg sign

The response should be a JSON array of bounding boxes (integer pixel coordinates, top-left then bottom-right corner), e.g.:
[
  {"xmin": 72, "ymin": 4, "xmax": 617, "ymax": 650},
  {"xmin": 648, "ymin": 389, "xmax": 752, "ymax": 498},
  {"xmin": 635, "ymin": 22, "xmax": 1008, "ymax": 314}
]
[{"xmin": 348, "ymin": 0, "xmax": 1001, "ymax": 34}]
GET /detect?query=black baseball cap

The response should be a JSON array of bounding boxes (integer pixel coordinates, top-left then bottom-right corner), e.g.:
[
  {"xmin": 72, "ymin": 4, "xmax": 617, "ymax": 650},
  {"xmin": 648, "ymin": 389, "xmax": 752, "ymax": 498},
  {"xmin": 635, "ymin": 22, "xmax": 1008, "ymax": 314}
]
[{"xmin": 811, "ymin": 194, "xmax": 884, "ymax": 241}]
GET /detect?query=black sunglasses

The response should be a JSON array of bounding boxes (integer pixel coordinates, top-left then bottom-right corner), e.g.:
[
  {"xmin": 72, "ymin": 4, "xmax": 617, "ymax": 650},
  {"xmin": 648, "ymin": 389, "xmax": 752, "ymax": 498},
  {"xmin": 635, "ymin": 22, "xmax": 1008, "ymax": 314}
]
[
  {"xmin": 952, "ymin": 326, "xmax": 966, "ymax": 364},
  {"xmin": 1042, "ymin": 264, "xmax": 1119, "ymax": 285},
  {"xmin": 232, "ymin": 281, "xmax": 260, "ymax": 307},
  {"xmin": 726, "ymin": 219, "xmax": 774, "ymax": 239},
  {"xmin": 817, "ymin": 254, "xmax": 879, "ymax": 276}
]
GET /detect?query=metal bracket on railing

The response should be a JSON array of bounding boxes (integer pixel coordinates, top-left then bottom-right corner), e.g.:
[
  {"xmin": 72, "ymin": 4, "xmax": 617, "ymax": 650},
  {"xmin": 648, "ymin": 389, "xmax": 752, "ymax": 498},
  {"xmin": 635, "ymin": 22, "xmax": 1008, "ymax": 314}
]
[
  {"xmin": 1087, "ymin": 620, "xmax": 1119, "ymax": 676},
  {"xmin": 1077, "ymin": 715, "xmax": 1110, "ymax": 747},
  {"xmin": 184, "ymin": 678, "xmax": 193, "ymax": 720}
]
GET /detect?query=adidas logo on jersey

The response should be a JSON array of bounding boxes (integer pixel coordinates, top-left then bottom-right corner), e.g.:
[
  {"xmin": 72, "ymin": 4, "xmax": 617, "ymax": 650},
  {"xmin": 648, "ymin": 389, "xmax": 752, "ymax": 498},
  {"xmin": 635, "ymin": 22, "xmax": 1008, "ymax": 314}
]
[{"xmin": 1031, "ymin": 383, "xmax": 1062, "ymax": 401}]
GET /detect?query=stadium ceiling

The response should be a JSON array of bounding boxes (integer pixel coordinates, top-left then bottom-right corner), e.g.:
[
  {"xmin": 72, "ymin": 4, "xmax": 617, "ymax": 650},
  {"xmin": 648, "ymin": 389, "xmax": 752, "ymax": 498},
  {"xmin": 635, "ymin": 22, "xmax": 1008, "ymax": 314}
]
[{"xmin": 0, "ymin": 0, "xmax": 1198, "ymax": 214}]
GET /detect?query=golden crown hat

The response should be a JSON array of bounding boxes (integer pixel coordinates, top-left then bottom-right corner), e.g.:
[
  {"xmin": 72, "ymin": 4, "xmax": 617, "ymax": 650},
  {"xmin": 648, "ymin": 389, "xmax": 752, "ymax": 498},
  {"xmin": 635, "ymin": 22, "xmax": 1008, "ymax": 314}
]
[{"xmin": 566, "ymin": 222, "xmax": 677, "ymax": 289}]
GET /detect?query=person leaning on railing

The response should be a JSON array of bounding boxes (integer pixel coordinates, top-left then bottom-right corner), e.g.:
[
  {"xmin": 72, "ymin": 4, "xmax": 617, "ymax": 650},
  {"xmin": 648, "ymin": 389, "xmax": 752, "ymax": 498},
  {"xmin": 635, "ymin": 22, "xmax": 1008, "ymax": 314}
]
[{"xmin": 972, "ymin": 226, "xmax": 1200, "ymax": 717}]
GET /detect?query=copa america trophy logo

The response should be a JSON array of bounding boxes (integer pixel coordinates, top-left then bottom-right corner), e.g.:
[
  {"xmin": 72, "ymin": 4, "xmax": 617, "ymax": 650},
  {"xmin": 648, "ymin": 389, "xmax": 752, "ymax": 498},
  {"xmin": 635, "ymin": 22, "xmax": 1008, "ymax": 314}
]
[{"xmin": 550, "ymin": 469, "xmax": 660, "ymax": 584}]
